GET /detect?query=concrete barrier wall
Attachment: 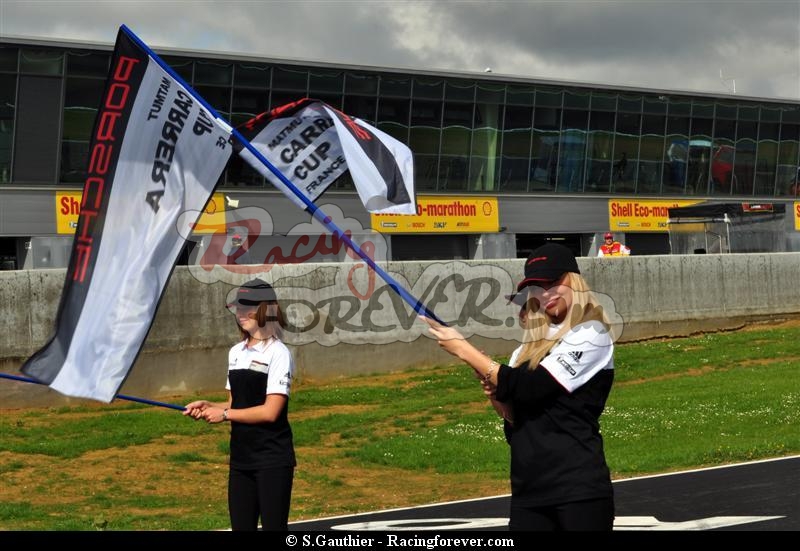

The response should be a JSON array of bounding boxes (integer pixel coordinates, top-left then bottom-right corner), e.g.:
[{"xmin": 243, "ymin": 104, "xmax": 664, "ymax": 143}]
[{"xmin": 2, "ymin": 252, "xmax": 799, "ymax": 407}]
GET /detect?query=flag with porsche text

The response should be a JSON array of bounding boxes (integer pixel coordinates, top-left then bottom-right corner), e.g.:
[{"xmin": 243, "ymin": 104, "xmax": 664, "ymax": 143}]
[
  {"xmin": 236, "ymin": 98, "xmax": 416, "ymax": 215},
  {"xmin": 21, "ymin": 27, "xmax": 232, "ymax": 402}
]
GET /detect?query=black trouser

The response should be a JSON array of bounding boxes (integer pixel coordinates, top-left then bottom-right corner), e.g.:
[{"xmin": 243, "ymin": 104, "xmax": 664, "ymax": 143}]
[
  {"xmin": 228, "ymin": 465, "xmax": 294, "ymax": 531},
  {"xmin": 509, "ymin": 496, "xmax": 615, "ymax": 531}
]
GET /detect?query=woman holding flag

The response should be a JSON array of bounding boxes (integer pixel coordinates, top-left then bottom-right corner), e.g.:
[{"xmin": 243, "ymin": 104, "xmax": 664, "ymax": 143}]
[
  {"xmin": 184, "ymin": 278, "xmax": 296, "ymax": 531},
  {"xmin": 422, "ymin": 243, "xmax": 616, "ymax": 531}
]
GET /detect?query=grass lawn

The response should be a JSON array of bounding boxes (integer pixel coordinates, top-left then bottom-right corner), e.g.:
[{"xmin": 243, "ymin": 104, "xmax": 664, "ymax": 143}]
[{"xmin": 0, "ymin": 320, "xmax": 798, "ymax": 530}]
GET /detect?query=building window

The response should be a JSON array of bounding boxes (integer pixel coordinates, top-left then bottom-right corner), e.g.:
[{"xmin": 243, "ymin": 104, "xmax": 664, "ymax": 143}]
[
  {"xmin": 499, "ymin": 104, "xmax": 533, "ymax": 191},
  {"xmin": 234, "ymin": 62, "xmax": 270, "ymax": 89},
  {"xmin": 14, "ymin": 75, "xmax": 61, "ymax": 184},
  {"xmin": 586, "ymin": 110, "xmax": 615, "ymax": 193},
  {"xmin": 379, "ymin": 75, "xmax": 411, "ymax": 98},
  {"xmin": 0, "ymin": 74, "xmax": 15, "ymax": 184},
  {"xmin": 591, "ymin": 92, "xmax": 616, "ymax": 111},
  {"xmin": 755, "ymin": 122, "xmax": 780, "ymax": 195},
  {"xmin": 376, "ymin": 97, "xmax": 410, "ymax": 142},
  {"xmin": 194, "ymin": 85, "xmax": 231, "ymax": 118},
  {"xmin": 472, "ymin": 85, "xmax": 504, "ymax": 192},
  {"xmin": 613, "ymin": 112, "xmax": 640, "ymax": 193},
  {"xmin": 445, "ymin": 80, "xmax": 474, "ymax": 102},
  {"xmin": 638, "ymin": 114, "xmax": 666, "ymax": 194},
  {"xmin": 343, "ymin": 95, "xmax": 377, "ymax": 124},
  {"xmin": 535, "ymin": 88, "xmax": 562, "ymax": 108},
  {"xmin": 413, "ymin": 78, "xmax": 443, "ymax": 100},
  {"xmin": 563, "ymin": 90, "xmax": 590, "ymax": 109},
  {"xmin": 710, "ymin": 117, "xmax": 736, "ymax": 196},
  {"xmin": 345, "ymin": 72, "xmax": 378, "ymax": 96},
  {"xmin": 531, "ymin": 106, "xmax": 561, "ymax": 191},
  {"xmin": 309, "ymin": 70, "xmax": 342, "ymax": 107},
  {"xmin": 0, "ymin": 46, "xmax": 19, "ymax": 72},
  {"xmin": 733, "ymin": 120, "xmax": 758, "ymax": 195},
  {"xmin": 308, "ymin": 68, "xmax": 341, "ymax": 94},
  {"xmin": 231, "ymin": 87, "xmax": 269, "ymax": 127},
  {"xmin": 665, "ymin": 101, "xmax": 690, "ymax": 194},
  {"xmin": 195, "ymin": 60, "xmax": 232, "ymax": 86},
  {"xmin": 161, "ymin": 56, "xmax": 193, "ymax": 82},
  {"xmin": 270, "ymin": 90, "xmax": 302, "ymax": 111},
  {"xmin": 61, "ymin": 77, "xmax": 104, "ymax": 183},
  {"xmin": 20, "ymin": 49, "xmax": 63, "ymax": 75},
  {"xmin": 506, "ymin": 84, "xmax": 535, "ymax": 107},
  {"xmin": 476, "ymin": 82, "xmax": 505, "ymax": 104},
  {"xmin": 410, "ymin": 99, "xmax": 442, "ymax": 190},
  {"xmin": 441, "ymin": 101, "xmax": 473, "ymax": 191},
  {"xmin": 777, "ymin": 122, "xmax": 799, "ymax": 196},
  {"xmin": 559, "ymin": 109, "xmax": 588, "ymax": 192},
  {"xmin": 643, "ymin": 96, "xmax": 667, "ymax": 115},
  {"xmin": 688, "ymin": 106, "xmax": 713, "ymax": 195},
  {"xmin": 272, "ymin": 66, "xmax": 308, "ymax": 92},
  {"xmin": 66, "ymin": 51, "xmax": 109, "ymax": 77}
]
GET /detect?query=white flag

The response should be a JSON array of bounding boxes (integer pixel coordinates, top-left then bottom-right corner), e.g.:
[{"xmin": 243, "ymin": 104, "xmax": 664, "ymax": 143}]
[
  {"xmin": 22, "ymin": 27, "xmax": 232, "ymax": 402},
  {"xmin": 237, "ymin": 98, "xmax": 416, "ymax": 215}
]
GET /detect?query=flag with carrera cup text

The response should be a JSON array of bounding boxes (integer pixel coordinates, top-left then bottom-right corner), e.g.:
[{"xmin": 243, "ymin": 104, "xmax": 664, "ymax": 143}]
[
  {"xmin": 236, "ymin": 98, "xmax": 416, "ymax": 215},
  {"xmin": 21, "ymin": 27, "xmax": 233, "ymax": 402}
]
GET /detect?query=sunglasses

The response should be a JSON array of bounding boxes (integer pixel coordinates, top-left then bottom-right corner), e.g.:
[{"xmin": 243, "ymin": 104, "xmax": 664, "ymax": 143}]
[
  {"xmin": 228, "ymin": 303, "xmax": 257, "ymax": 314},
  {"xmin": 507, "ymin": 279, "xmax": 565, "ymax": 306}
]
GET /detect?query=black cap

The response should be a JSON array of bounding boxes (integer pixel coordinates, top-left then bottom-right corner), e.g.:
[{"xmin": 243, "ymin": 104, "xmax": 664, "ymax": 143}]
[
  {"xmin": 228, "ymin": 278, "xmax": 277, "ymax": 307},
  {"xmin": 505, "ymin": 243, "xmax": 580, "ymax": 306},
  {"xmin": 515, "ymin": 243, "xmax": 579, "ymax": 292}
]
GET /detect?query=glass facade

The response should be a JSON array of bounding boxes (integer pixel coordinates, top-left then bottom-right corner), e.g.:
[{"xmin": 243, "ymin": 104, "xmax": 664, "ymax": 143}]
[{"xmin": 0, "ymin": 39, "xmax": 798, "ymax": 198}]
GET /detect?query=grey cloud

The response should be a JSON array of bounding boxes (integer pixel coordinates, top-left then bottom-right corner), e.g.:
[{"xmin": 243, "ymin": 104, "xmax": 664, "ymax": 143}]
[
  {"xmin": 417, "ymin": 1, "xmax": 799, "ymax": 97},
  {"xmin": 1, "ymin": 0, "xmax": 797, "ymax": 99}
]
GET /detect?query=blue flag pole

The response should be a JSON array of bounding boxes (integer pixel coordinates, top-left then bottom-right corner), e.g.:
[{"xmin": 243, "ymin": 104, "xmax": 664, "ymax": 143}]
[
  {"xmin": 120, "ymin": 25, "xmax": 446, "ymax": 326},
  {"xmin": 0, "ymin": 372, "xmax": 185, "ymax": 411}
]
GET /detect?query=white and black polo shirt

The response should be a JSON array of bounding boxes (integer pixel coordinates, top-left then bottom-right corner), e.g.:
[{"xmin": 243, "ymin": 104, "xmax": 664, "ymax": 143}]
[
  {"xmin": 508, "ymin": 320, "xmax": 614, "ymax": 391},
  {"xmin": 225, "ymin": 339, "xmax": 296, "ymax": 470},
  {"xmin": 497, "ymin": 320, "xmax": 615, "ymax": 507},
  {"xmin": 539, "ymin": 320, "xmax": 614, "ymax": 392},
  {"xmin": 226, "ymin": 339, "xmax": 294, "ymax": 397}
]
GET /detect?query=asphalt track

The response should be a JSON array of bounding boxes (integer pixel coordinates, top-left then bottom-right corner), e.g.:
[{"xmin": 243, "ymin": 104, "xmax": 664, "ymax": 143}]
[{"xmin": 290, "ymin": 455, "xmax": 799, "ymax": 531}]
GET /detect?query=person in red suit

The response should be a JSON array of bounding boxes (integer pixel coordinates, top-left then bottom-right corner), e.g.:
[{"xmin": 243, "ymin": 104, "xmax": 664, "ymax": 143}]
[{"xmin": 597, "ymin": 233, "xmax": 630, "ymax": 257}]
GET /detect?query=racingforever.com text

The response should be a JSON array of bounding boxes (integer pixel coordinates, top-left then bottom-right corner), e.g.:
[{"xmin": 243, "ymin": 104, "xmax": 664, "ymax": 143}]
[{"xmin": 288, "ymin": 534, "xmax": 515, "ymax": 549}]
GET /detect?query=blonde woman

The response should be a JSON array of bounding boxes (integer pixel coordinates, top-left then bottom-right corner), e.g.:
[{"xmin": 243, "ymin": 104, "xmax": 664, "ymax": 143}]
[{"xmin": 422, "ymin": 243, "xmax": 615, "ymax": 531}]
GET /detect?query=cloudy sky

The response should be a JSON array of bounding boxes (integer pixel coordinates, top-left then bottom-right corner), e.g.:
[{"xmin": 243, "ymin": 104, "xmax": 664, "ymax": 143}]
[{"xmin": 1, "ymin": 0, "xmax": 799, "ymax": 100}]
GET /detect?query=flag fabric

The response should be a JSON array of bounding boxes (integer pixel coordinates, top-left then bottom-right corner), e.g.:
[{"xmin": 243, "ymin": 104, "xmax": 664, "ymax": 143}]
[
  {"xmin": 236, "ymin": 98, "xmax": 416, "ymax": 215},
  {"xmin": 21, "ymin": 27, "xmax": 233, "ymax": 402}
]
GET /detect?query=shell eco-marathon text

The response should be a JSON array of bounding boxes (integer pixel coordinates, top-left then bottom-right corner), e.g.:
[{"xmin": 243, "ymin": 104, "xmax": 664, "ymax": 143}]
[{"xmin": 288, "ymin": 534, "xmax": 516, "ymax": 549}]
